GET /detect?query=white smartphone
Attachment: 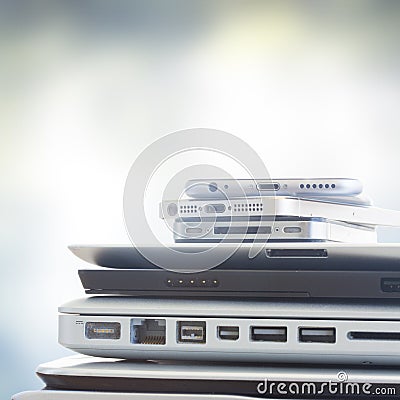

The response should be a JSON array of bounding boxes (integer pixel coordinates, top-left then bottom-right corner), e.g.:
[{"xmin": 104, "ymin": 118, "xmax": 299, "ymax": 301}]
[{"xmin": 185, "ymin": 178, "xmax": 363, "ymax": 199}]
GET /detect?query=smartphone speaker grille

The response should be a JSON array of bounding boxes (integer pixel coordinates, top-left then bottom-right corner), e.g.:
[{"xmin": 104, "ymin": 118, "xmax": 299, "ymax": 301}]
[
  {"xmin": 179, "ymin": 205, "xmax": 198, "ymax": 214},
  {"xmin": 299, "ymin": 183, "xmax": 336, "ymax": 190},
  {"xmin": 233, "ymin": 203, "xmax": 263, "ymax": 213}
]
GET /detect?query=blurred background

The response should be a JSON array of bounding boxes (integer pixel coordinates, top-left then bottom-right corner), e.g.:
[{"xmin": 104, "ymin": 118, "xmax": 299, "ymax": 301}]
[{"xmin": 2, "ymin": 0, "xmax": 400, "ymax": 397}]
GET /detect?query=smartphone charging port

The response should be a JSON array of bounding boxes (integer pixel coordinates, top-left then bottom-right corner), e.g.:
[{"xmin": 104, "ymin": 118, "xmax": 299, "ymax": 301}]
[{"xmin": 257, "ymin": 182, "xmax": 280, "ymax": 191}]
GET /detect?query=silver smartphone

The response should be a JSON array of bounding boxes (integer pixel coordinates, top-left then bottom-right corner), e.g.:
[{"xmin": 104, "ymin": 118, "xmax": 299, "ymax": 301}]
[
  {"xmin": 173, "ymin": 217, "xmax": 377, "ymax": 243},
  {"xmin": 185, "ymin": 178, "xmax": 363, "ymax": 199},
  {"xmin": 160, "ymin": 196, "xmax": 400, "ymax": 227}
]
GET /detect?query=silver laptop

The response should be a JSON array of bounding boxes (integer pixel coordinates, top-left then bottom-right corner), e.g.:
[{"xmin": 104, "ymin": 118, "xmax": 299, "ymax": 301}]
[
  {"xmin": 31, "ymin": 355, "xmax": 400, "ymax": 398},
  {"xmin": 13, "ymin": 392, "xmax": 258, "ymax": 400},
  {"xmin": 60, "ymin": 297, "xmax": 400, "ymax": 365},
  {"xmin": 12, "ymin": 392, "xmax": 256, "ymax": 400}
]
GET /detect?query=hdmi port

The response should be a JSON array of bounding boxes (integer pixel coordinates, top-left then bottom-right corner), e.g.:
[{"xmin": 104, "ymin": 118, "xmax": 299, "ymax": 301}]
[{"xmin": 250, "ymin": 326, "xmax": 287, "ymax": 342}]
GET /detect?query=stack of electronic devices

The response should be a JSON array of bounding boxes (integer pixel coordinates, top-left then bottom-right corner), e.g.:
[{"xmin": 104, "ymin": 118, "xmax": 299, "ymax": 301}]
[
  {"xmin": 161, "ymin": 177, "xmax": 400, "ymax": 243},
  {"xmin": 13, "ymin": 178, "xmax": 400, "ymax": 400}
]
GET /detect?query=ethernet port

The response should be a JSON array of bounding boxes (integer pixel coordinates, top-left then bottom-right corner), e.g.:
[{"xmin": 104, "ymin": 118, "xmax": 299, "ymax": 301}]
[{"xmin": 130, "ymin": 318, "xmax": 166, "ymax": 345}]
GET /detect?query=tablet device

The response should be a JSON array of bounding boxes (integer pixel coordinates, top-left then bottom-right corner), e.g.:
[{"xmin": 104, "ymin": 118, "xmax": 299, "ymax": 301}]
[{"xmin": 69, "ymin": 243, "xmax": 400, "ymax": 270}]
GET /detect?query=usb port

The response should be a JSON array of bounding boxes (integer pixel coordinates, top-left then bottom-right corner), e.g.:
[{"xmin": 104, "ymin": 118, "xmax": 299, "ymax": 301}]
[
  {"xmin": 177, "ymin": 321, "xmax": 206, "ymax": 343},
  {"xmin": 299, "ymin": 327, "xmax": 336, "ymax": 343},
  {"xmin": 250, "ymin": 326, "xmax": 287, "ymax": 342},
  {"xmin": 218, "ymin": 326, "xmax": 239, "ymax": 341}
]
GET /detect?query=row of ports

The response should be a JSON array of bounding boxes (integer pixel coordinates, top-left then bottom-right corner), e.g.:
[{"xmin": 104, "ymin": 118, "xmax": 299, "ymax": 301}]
[
  {"xmin": 85, "ymin": 320, "xmax": 400, "ymax": 344},
  {"xmin": 177, "ymin": 324, "xmax": 337, "ymax": 344},
  {"xmin": 85, "ymin": 320, "xmax": 336, "ymax": 344}
]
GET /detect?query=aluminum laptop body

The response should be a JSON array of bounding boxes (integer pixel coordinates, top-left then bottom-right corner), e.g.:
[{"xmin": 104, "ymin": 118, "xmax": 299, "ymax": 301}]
[
  {"xmin": 59, "ymin": 297, "xmax": 400, "ymax": 365},
  {"xmin": 12, "ymin": 392, "xmax": 257, "ymax": 400},
  {"xmin": 33, "ymin": 355, "xmax": 400, "ymax": 398}
]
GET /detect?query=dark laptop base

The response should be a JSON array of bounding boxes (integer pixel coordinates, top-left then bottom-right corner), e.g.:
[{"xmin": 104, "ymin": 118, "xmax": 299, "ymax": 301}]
[{"xmin": 79, "ymin": 269, "xmax": 400, "ymax": 299}]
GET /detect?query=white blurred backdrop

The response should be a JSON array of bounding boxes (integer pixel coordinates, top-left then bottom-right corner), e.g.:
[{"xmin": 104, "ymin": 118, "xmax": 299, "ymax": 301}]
[{"xmin": 1, "ymin": 1, "xmax": 400, "ymax": 397}]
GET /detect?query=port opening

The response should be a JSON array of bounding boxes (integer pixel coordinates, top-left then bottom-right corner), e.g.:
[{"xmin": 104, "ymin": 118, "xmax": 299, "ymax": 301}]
[
  {"xmin": 185, "ymin": 227, "xmax": 202, "ymax": 234},
  {"xmin": 299, "ymin": 327, "xmax": 336, "ymax": 343},
  {"xmin": 204, "ymin": 204, "xmax": 226, "ymax": 214},
  {"xmin": 266, "ymin": 249, "xmax": 328, "ymax": 258},
  {"xmin": 85, "ymin": 322, "xmax": 121, "ymax": 340},
  {"xmin": 283, "ymin": 226, "xmax": 302, "ymax": 233},
  {"xmin": 381, "ymin": 278, "xmax": 400, "ymax": 293},
  {"xmin": 250, "ymin": 326, "xmax": 287, "ymax": 342},
  {"xmin": 257, "ymin": 182, "xmax": 280, "ymax": 191},
  {"xmin": 348, "ymin": 331, "xmax": 400, "ymax": 341},
  {"xmin": 218, "ymin": 326, "xmax": 239, "ymax": 341},
  {"xmin": 214, "ymin": 226, "xmax": 271, "ymax": 235},
  {"xmin": 177, "ymin": 321, "xmax": 206, "ymax": 344},
  {"xmin": 130, "ymin": 319, "xmax": 166, "ymax": 345}
]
